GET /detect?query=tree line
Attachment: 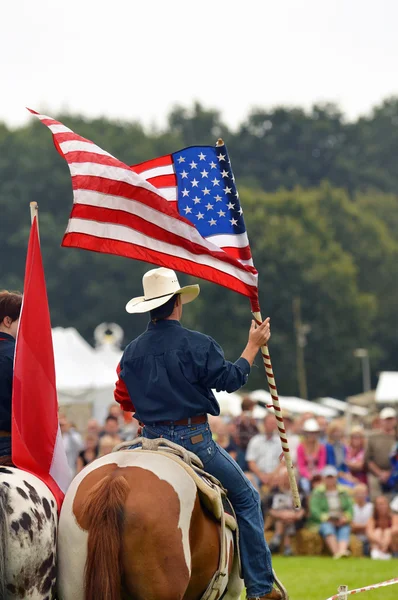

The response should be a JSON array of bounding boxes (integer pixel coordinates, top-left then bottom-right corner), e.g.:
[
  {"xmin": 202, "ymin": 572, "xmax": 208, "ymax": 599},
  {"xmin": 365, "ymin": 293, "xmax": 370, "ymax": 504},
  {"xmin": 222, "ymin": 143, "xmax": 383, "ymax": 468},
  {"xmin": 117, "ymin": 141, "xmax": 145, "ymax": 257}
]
[{"xmin": 1, "ymin": 99, "xmax": 398, "ymax": 399}]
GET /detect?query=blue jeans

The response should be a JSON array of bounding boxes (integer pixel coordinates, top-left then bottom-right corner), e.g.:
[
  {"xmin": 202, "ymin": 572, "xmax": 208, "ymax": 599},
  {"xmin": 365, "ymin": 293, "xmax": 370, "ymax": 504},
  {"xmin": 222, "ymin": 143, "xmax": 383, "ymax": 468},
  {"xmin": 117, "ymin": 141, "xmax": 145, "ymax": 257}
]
[
  {"xmin": 319, "ymin": 522, "xmax": 351, "ymax": 542},
  {"xmin": 142, "ymin": 421, "xmax": 274, "ymax": 597}
]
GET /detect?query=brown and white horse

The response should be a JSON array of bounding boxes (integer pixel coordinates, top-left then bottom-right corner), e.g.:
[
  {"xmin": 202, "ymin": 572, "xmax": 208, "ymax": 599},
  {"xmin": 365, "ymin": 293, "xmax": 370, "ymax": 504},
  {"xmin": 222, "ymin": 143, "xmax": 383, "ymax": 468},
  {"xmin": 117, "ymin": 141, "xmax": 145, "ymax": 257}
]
[{"xmin": 58, "ymin": 449, "xmax": 243, "ymax": 600}]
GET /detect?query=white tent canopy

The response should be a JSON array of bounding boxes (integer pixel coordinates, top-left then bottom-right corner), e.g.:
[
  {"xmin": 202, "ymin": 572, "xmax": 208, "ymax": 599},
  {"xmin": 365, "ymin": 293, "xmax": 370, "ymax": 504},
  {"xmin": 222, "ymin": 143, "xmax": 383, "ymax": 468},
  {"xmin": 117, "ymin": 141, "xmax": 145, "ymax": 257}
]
[
  {"xmin": 376, "ymin": 372, "xmax": 398, "ymax": 404},
  {"xmin": 52, "ymin": 327, "xmax": 119, "ymax": 423},
  {"xmin": 319, "ymin": 397, "xmax": 368, "ymax": 417}
]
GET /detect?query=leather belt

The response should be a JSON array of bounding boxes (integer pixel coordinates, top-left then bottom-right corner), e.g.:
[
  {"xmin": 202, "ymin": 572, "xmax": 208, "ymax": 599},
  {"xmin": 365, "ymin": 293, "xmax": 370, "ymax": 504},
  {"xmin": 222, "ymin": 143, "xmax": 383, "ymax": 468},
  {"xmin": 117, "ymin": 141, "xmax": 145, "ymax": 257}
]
[{"xmin": 148, "ymin": 414, "xmax": 207, "ymax": 427}]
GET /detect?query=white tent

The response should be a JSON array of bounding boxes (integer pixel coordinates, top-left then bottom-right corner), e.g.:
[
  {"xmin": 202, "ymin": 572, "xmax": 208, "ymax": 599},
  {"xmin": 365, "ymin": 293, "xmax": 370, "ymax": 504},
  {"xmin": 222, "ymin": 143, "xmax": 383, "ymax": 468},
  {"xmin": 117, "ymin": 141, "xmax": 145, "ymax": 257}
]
[
  {"xmin": 249, "ymin": 389, "xmax": 338, "ymax": 418},
  {"xmin": 375, "ymin": 372, "xmax": 398, "ymax": 404},
  {"xmin": 319, "ymin": 397, "xmax": 368, "ymax": 417},
  {"xmin": 52, "ymin": 327, "xmax": 118, "ymax": 424}
]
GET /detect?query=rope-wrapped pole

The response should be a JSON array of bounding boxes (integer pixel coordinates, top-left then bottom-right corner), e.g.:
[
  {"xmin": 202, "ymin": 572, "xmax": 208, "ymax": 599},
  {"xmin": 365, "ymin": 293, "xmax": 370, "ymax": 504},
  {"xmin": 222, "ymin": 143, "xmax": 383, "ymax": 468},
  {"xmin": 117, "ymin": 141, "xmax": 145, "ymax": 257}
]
[{"xmin": 253, "ymin": 310, "xmax": 301, "ymax": 509}]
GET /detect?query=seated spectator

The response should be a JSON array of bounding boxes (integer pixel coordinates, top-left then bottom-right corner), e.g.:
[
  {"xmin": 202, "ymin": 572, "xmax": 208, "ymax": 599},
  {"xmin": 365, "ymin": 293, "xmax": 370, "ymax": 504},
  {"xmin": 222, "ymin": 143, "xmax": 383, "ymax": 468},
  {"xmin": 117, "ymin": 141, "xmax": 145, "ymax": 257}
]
[
  {"xmin": 59, "ymin": 413, "xmax": 83, "ymax": 476},
  {"xmin": 346, "ymin": 427, "xmax": 367, "ymax": 485},
  {"xmin": 108, "ymin": 403, "xmax": 124, "ymax": 425},
  {"xmin": 297, "ymin": 418, "xmax": 326, "ymax": 494},
  {"xmin": 100, "ymin": 415, "xmax": 121, "ymax": 440},
  {"xmin": 366, "ymin": 495, "xmax": 398, "ymax": 559},
  {"xmin": 308, "ymin": 465, "xmax": 353, "ymax": 559},
  {"xmin": 316, "ymin": 416, "xmax": 329, "ymax": 445},
  {"xmin": 246, "ymin": 413, "xmax": 282, "ymax": 489},
  {"xmin": 365, "ymin": 407, "xmax": 397, "ymax": 500},
  {"xmin": 86, "ymin": 418, "xmax": 101, "ymax": 437},
  {"xmin": 120, "ymin": 414, "xmax": 140, "ymax": 441},
  {"xmin": 384, "ymin": 441, "xmax": 398, "ymax": 495},
  {"xmin": 283, "ymin": 414, "xmax": 300, "ymax": 464},
  {"xmin": 267, "ymin": 469, "xmax": 306, "ymax": 556},
  {"xmin": 98, "ymin": 434, "xmax": 121, "ymax": 457},
  {"xmin": 234, "ymin": 396, "xmax": 259, "ymax": 451},
  {"xmin": 351, "ymin": 484, "xmax": 373, "ymax": 555},
  {"xmin": 325, "ymin": 421, "xmax": 354, "ymax": 486},
  {"xmin": 76, "ymin": 433, "xmax": 99, "ymax": 473},
  {"xmin": 216, "ymin": 421, "xmax": 239, "ymax": 462}
]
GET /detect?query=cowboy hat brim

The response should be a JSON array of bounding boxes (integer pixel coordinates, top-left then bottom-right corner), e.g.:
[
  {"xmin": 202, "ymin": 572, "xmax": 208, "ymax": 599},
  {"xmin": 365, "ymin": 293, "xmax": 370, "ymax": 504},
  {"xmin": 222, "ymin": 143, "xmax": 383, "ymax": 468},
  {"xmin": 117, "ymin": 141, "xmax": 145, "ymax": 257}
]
[{"xmin": 125, "ymin": 284, "xmax": 200, "ymax": 314}]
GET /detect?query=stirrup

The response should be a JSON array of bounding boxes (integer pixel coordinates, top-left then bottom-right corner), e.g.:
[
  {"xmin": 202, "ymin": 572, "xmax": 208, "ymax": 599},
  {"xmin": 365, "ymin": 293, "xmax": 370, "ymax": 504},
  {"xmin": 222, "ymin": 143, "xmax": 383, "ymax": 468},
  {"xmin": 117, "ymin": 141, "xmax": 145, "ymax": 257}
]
[{"xmin": 273, "ymin": 569, "xmax": 289, "ymax": 600}]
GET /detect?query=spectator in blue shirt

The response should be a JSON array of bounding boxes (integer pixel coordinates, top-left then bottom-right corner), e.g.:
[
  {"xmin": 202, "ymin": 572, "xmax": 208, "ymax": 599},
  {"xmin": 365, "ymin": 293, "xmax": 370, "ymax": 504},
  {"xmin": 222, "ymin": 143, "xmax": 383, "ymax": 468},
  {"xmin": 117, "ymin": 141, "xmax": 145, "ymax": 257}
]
[
  {"xmin": 114, "ymin": 267, "xmax": 282, "ymax": 600},
  {"xmin": 0, "ymin": 290, "xmax": 22, "ymax": 465}
]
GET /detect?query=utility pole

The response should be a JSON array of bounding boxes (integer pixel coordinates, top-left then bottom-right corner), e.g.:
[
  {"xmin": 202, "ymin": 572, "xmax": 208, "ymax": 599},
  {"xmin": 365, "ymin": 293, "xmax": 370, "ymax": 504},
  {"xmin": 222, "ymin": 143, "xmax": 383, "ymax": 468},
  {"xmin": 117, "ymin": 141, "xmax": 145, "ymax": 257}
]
[
  {"xmin": 293, "ymin": 296, "xmax": 310, "ymax": 399},
  {"xmin": 353, "ymin": 348, "xmax": 371, "ymax": 393}
]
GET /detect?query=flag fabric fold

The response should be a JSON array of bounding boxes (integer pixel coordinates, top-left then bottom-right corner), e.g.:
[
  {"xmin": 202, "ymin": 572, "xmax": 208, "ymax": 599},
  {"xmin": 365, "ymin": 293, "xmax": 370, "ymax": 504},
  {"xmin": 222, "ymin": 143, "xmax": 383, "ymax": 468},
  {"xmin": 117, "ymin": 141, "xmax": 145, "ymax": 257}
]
[
  {"xmin": 12, "ymin": 216, "xmax": 71, "ymax": 510},
  {"xmin": 29, "ymin": 109, "xmax": 260, "ymax": 311}
]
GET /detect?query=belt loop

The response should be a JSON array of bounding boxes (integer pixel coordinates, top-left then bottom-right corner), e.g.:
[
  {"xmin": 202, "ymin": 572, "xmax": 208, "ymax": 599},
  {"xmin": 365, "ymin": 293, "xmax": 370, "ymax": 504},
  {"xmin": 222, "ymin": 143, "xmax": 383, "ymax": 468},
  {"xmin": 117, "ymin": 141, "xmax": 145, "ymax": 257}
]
[{"xmin": 188, "ymin": 417, "xmax": 192, "ymax": 427}]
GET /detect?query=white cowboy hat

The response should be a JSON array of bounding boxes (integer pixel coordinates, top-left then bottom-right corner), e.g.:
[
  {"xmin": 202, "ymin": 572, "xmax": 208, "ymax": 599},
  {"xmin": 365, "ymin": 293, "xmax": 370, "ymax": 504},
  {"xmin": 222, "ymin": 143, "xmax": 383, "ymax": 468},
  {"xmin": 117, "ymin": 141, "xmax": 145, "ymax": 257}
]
[
  {"xmin": 302, "ymin": 418, "xmax": 320, "ymax": 433},
  {"xmin": 125, "ymin": 267, "xmax": 200, "ymax": 314}
]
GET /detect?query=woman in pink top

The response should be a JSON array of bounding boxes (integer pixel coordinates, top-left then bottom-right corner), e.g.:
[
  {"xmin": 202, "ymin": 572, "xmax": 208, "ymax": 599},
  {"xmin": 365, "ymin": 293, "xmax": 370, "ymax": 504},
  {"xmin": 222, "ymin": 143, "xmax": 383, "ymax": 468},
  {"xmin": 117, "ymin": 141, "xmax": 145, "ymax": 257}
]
[{"xmin": 297, "ymin": 418, "xmax": 327, "ymax": 493}]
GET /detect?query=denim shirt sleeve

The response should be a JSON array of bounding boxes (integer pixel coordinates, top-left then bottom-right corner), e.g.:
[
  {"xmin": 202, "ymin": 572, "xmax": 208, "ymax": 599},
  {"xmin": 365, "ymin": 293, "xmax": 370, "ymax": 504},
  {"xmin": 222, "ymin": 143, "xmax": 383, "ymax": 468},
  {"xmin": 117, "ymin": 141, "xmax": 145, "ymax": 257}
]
[{"xmin": 197, "ymin": 337, "xmax": 250, "ymax": 393}]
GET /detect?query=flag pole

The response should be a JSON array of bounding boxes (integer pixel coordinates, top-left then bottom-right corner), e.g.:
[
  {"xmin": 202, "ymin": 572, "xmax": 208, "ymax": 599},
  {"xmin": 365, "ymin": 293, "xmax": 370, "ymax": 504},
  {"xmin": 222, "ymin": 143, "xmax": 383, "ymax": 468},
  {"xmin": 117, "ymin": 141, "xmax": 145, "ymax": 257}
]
[
  {"xmin": 214, "ymin": 139, "xmax": 301, "ymax": 508},
  {"xmin": 30, "ymin": 201, "xmax": 39, "ymax": 227},
  {"xmin": 252, "ymin": 310, "xmax": 301, "ymax": 508}
]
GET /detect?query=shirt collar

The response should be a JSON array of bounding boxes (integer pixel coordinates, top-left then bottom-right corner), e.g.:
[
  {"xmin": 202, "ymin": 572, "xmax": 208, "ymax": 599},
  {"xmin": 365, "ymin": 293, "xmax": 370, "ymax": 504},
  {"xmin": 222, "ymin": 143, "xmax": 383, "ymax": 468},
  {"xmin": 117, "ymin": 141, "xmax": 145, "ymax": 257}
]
[
  {"xmin": 147, "ymin": 319, "xmax": 182, "ymax": 331},
  {"xmin": 0, "ymin": 332, "xmax": 15, "ymax": 343}
]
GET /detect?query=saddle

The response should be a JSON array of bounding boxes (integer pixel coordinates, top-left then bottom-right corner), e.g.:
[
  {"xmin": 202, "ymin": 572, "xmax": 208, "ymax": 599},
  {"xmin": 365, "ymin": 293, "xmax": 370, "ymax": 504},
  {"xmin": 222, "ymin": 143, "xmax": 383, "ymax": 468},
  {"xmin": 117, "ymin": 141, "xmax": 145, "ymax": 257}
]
[{"xmin": 114, "ymin": 436, "xmax": 241, "ymax": 600}]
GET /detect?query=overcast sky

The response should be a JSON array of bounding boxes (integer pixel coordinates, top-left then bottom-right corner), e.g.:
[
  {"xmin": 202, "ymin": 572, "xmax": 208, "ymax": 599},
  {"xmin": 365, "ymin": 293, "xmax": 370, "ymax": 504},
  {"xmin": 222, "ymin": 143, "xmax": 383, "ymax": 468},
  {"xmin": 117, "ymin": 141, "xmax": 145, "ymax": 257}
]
[{"xmin": 2, "ymin": 0, "xmax": 398, "ymax": 130}]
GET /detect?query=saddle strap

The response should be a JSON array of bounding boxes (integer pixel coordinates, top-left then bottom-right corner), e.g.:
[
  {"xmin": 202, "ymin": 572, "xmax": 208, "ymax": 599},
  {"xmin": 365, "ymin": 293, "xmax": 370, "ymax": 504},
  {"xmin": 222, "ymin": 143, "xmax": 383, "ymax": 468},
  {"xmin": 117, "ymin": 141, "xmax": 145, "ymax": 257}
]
[{"xmin": 200, "ymin": 486, "xmax": 228, "ymax": 600}]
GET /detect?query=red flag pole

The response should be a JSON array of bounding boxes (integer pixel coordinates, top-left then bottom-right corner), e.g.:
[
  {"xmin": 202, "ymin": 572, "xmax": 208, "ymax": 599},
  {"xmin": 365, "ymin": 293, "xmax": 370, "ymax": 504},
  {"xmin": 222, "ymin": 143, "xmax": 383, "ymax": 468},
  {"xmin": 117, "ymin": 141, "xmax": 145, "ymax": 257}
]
[{"xmin": 253, "ymin": 309, "xmax": 301, "ymax": 509}]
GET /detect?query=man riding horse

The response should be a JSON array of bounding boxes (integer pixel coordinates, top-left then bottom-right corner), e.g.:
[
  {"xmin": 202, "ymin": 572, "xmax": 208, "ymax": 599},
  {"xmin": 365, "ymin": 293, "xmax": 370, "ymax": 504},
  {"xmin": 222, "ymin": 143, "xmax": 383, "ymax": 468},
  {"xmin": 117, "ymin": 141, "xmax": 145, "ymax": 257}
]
[{"xmin": 114, "ymin": 267, "xmax": 283, "ymax": 600}]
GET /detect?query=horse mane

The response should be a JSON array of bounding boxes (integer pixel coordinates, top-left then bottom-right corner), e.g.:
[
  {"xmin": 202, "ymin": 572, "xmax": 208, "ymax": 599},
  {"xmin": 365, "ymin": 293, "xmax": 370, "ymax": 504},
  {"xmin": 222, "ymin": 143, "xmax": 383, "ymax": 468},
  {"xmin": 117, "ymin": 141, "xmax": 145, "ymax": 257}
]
[
  {"xmin": 80, "ymin": 473, "xmax": 130, "ymax": 600},
  {"xmin": 0, "ymin": 487, "xmax": 9, "ymax": 599}
]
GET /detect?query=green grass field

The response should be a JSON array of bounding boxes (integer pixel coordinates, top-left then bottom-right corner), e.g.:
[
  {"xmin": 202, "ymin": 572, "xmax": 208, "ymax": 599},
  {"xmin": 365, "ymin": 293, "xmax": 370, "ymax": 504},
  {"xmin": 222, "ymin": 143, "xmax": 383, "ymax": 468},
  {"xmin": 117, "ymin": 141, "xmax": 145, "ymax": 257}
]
[{"xmin": 241, "ymin": 557, "xmax": 398, "ymax": 600}]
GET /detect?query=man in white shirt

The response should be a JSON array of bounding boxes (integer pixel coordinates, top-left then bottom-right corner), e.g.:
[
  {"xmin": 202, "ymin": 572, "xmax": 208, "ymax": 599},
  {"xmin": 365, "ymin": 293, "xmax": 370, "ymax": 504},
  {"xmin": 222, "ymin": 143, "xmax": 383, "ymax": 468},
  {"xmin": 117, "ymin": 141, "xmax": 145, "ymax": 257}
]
[{"xmin": 246, "ymin": 413, "xmax": 282, "ymax": 487}]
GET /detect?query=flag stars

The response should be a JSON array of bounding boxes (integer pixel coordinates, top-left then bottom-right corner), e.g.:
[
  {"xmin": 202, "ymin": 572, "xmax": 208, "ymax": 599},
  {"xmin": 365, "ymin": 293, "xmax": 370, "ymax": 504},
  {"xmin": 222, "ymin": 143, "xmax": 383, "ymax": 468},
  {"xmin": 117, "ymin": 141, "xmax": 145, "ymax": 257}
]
[
  {"xmin": 230, "ymin": 218, "xmax": 238, "ymax": 226},
  {"xmin": 177, "ymin": 156, "xmax": 185, "ymax": 163},
  {"xmin": 200, "ymin": 169, "xmax": 209, "ymax": 178},
  {"xmin": 227, "ymin": 202, "xmax": 235, "ymax": 209},
  {"xmin": 224, "ymin": 186, "xmax": 232, "ymax": 194},
  {"xmin": 209, "ymin": 161, "xmax": 217, "ymax": 169},
  {"xmin": 191, "ymin": 178, "xmax": 199, "ymax": 187},
  {"xmin": 221, "ymin": 169, "xmax": 229, "ymax": 178},
  {"xmin": 217, "ymin": 153, "xmax": 226, "ymax": 161},
  {"xmin": 181, "ymin": 170, "xmax": 189, "ymax": 179},
  {"xmin": 190, "ymin": 160, "xmax": 198, "ymax": 169},
  {"xmin": 214, "ymin": 194, "xmax": 222, "ymax": 202},
  {"xmin": 193, "ymin": 196, "xmax": 201, "ymax": 204},
  {"xmin": 238, "ymin": 207, "xmax": 243, "ymax": 215},
  {"xmin": 182, "ymin": 189, "xmax": 190, "ymax": 197},
  {"xmin": 218, "ymin": 209, "xmax": 226, "ymax": 217},
  {"xmin": 196, "ymin": 212, "xmax": 204, "ymax": 220},
  {"xmin": 235, "ymin": 191, "xmax": 239, "ymax": 198},
  {"xmin": 205, "ymin": 202, "xmax": 214, "ymax": 210},
  {"xmin": 183, "ymin": 206, "xmax": 192, "ymax": 214},
  {"xmin": 202, "ymin": 187, "xmax": 210, "ymax": 195},
  {"xmin": 209, "ymin": 218, "xmax": 217, "ymax": 226},
  {"xmin": 198, "ymin": 152, "xmax": 206, "ymax": 160},
  {"xmin": 212, "ymin": 177, "xmax": 220, "ymax": 186}
]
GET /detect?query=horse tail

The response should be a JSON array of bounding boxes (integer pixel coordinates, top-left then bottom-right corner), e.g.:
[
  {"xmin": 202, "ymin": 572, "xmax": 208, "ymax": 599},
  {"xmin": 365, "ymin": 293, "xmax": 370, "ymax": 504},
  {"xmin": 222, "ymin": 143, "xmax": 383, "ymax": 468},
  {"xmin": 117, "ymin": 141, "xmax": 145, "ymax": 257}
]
[
  {"xmin": 80, "ymin": 473, "xmax": 130, "ymax": 600},
  {"xmin": 0, "ymin": 486, "xmax": 9, "ymax": 599}
]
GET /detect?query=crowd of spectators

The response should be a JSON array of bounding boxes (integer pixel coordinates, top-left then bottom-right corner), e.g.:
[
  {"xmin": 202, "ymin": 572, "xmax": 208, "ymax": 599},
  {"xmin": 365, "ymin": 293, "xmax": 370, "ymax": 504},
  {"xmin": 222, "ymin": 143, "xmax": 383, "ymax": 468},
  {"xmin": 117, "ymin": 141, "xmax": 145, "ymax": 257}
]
[{"xmin": 59, "ymin": 397, "xmax": 398, "ymax": 560}]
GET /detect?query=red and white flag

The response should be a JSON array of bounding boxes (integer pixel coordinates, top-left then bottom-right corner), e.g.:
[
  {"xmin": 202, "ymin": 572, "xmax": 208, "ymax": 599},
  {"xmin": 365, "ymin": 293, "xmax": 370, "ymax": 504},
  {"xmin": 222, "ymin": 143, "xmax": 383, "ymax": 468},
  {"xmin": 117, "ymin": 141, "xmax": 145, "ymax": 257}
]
[
  {"xmin": 29, "ymin": 110, "xmax": 260, "ymax": 311},
  {"xmin": 12, "ymin": 217, "xmax": 71, "ymax": 510}
]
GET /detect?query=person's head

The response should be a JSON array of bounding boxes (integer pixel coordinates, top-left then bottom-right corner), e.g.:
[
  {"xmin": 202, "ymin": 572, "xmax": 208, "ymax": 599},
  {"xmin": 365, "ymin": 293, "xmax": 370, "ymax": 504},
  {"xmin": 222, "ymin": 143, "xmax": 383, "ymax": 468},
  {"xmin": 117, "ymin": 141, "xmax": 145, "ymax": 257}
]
[
  {"xmin": 302, "ymin": 418, "xmax": 320, "ymax": 441},
  {"xmin": 322, "ymin": 465, "xmax": 338, "ymax": 490},
  {"xmin": 277, "ymin": 468, "xmax": 290, "ymax": 492},
  {"xmin": 327, "ymin": 421, "xmax": 344, "ymax": 444},
  {"xmin": 263, "ymin": 413, "xmax": 277, "ymax": 436},
  {"xmin": 0, "ymin": 290, "xmax": 22, "ymax": 338},
  {"xmin": 374, "ymin": 495, "xmax": 392, "ymax": 519},
  {"xmin": 379, "ymin": 408, "xmax": 397, "ymax": 434},
  {"xmin": 103, "ymin": 415, "xmax": 119, "ymax": 436},
  {"xmin": 108, "ymin": 404, "xmax": 122, "ymax": 420},
  {"xmin": 86, "ymin": 419, "xmax": 101, "ymax": 435},
  {"xmin": 316, "ymin": 416, "xmax": 328, "ymax": 433},
  {"xmin": 125, "ymin": 268, "xmax": 199, "ymax": 321},
  {"xmin": 241, "ymin": 395, "xmax": 256, "ymax": 414},
  {"xmin": 353, "ymin": 484, "xmax": 368, "ymax": 506},
  {"xmin": 98, "ymin": 435, "xmax": 119, "ymax": 456},
  {"xmin": 84, "ymin": 433, "xmax": 98, "ymax": 451},
  {"xmin": 59, "ymin": 413, "xmax": 70, "ymax": 434},
  {"xmin": 349, "ymin": 426, "xmax": 366, "ymax": 450}
]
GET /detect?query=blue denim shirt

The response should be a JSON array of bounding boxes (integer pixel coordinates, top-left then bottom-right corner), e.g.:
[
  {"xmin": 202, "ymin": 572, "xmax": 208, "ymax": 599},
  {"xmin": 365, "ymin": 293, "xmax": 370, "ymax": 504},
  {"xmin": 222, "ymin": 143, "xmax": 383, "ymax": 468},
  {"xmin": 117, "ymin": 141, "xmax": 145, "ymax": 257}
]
[
  {"xmin": 0, "ymin": 333, "xmax": 15, "ymax": 432},
  {"xmin": 120, "ymin": 320, "xmax": 250, "ymax": 424}
]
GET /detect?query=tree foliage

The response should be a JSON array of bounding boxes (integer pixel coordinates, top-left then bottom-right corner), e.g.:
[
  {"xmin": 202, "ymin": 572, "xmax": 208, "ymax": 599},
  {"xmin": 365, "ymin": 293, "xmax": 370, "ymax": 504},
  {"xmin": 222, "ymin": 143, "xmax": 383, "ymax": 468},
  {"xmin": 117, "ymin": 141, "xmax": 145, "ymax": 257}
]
[{"xmin": 1, "ymin": 99, "xmax": 398, "ymax": 399}]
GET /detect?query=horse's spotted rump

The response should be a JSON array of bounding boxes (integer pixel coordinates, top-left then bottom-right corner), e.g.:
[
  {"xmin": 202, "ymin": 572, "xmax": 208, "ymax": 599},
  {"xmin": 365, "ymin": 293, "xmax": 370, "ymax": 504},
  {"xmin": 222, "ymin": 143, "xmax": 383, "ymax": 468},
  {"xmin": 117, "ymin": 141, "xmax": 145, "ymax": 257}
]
[{"xmin": 0, "ymin": 468, "xmax": 58, "ymax": 599}]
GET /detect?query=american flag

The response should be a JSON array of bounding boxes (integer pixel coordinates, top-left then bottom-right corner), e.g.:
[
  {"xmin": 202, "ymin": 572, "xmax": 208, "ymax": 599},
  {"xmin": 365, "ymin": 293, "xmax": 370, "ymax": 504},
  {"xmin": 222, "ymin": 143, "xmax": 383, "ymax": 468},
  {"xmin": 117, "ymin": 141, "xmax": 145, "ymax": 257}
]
[
  {"xmin": 31, "ymin": 110, "xmax": 259, "ymax": 310},
  {"xmin": 131, "ymin": 145, "xmax": 253, "ymax": 266}
]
